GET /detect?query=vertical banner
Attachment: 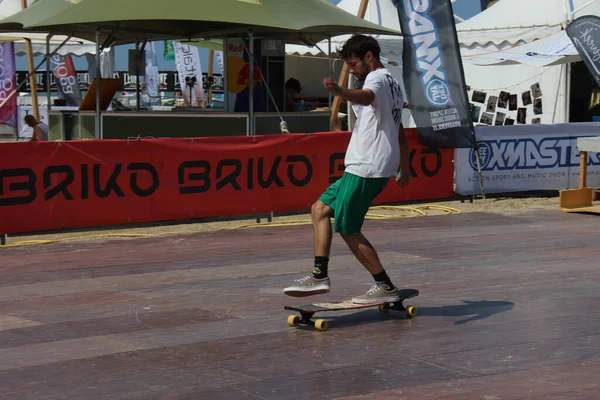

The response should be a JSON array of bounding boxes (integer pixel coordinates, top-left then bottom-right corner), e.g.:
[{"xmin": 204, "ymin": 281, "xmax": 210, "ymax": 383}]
[
  {"xmin": 226, "ymin": 38, "xmax": 262, "ymax": 112},
  {"xmin": 566, "ymin": 15, "xmax": 600, "ymax": 88},
  {"xmin": 173, "ymin": 42, "xmax": 205, "ymax": 106},
  {"xmin": 0, "ymin": 41, "xmax": 17, "ymax": 127},
  {"xmin": 164, "ymin": 40, "xmax": 175, "ymax": 61},
  {"xmin": 394, "ymin": 0, "xmax": 476, "ymax": 148},
  {"xmin": 215, "ymin": 50, "xmax": 224, "ymax": 74},
  {"xmin": 141, "ymin": 42, "xmax": 162, "ymax": 108},
  {"xmin": 51, "ymin": 54, "xmax": 82, "ymax": 107}
]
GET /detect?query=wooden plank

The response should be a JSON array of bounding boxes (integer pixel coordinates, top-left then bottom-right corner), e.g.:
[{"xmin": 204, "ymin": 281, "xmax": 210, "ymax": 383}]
[
  {"xmin": 330, "ymin": 0, "xmax": 370, "ymax": 130},
  {"xmin": 580, "ymin": 150, "xmax": 588, "ymax": 188}
]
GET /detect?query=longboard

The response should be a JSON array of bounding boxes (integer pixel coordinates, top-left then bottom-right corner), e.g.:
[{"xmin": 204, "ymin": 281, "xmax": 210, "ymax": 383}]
[{"xmin": 284, "ymin": 288, "xmax": 419, "ymax": 331}]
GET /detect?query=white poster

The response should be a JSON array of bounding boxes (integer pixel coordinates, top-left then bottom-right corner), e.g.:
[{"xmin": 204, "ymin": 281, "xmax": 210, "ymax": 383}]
[
  {"xmin": 174, "ymin": 42, "xmax": 205, "ymax": 106},
  {"xmin": 455, "ymin": 123, "xmax": 600, "ymax": 195}
]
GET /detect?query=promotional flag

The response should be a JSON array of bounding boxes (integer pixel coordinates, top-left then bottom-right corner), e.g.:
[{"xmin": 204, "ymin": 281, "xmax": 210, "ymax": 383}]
[
  {"xmin": 394, "ymin": 0, "xmax": 477, "ymax": 148},
  {"xmin": 0, "ymin": 42, "xmax": 17, "ymax": 127},
  {"xmin": 141, "ymin": 42, "xmax": 162, "ymax": 108},
  {"xmin": 164, "ymin": 40, "xmax": 175, "ymax": 61},
  {"xmin": 51, "ymin": 54, "xmax": 82, "ymax": 106},
  {"xmin": 566, "ymin": 15, "xmax": 600, "ymax": 88},
  {"xmin": 174, "ymin": 42, "xmax": 205, "ymax": 106}
]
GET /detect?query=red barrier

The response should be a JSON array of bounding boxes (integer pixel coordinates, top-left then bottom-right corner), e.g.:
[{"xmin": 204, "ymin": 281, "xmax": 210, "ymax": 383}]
[{"xmin": 0, "ymin": 130, "xmax": 453, "ymax": 235}]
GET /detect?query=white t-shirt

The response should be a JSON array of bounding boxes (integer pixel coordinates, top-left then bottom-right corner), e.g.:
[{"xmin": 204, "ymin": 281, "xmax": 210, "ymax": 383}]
[{"xmin": 344, "ymin": 68, "xmax": 404, "ymax": 178}]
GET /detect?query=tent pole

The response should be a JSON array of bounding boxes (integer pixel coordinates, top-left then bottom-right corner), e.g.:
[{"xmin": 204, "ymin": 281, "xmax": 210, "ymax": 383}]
[
  {"xmin": 46, "ymin": 34, "xmax": 53, "ymax": 112},
  {"xmin": 20, "ymin": 0, "xmax": 39, "ymax": 122},
  {"xmin": 475, "ymin": 144, "xmax": 486, "ymax": 201},
  {"xmin": 249, "ymin": 29, "xmax": 254, "ymax": 136},
  {"xmin": 95, "ymin": 29, "xmax": 101, "ymax": 139},
  {"xmin": 330, "ymin": 0, "xmax": 369, "ymax": 130},
  {"xmin": 207, "ymin": 49, "xmax": 214, "ymax": 107},
  {"xmin": 136, "ymin": 40, "xmax": 140, "ymax": 111},
  {"xmin": 328, "ymin": 36, "xmax": 332, "ymax": 130}
]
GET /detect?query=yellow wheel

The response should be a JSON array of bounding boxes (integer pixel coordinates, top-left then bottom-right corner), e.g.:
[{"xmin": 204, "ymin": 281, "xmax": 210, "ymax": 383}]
[
  {"xmin": 314, "ymin": 319, "xmax": 328, "ymax": 331},
  {"xmin": 406, "ymin": 306, "xmax": 417, "ymax": 318},
  {"xmin": 287, "ymin": 315, "xmax": 300, "ymax": 327},
  {"xmin": 378, "ymin": 304, "xmax": 389, "ymax": 313}
]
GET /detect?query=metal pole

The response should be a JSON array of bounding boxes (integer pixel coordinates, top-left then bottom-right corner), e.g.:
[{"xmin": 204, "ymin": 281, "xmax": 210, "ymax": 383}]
[
  {"xmin": 328, "ymin": 37, "xmax": 332, "ymax": 131},
  {"xmin": 136, "ymin": 40, "xmax": 140, "ymax": 111},
  {"xmin": 475, "ymin": 144, "xmax": 486, "ymax": 201},
  {"xmin": 249, "ymin": 30, "xmax": 254, "ymax": 136},
  {"xmin": 21, "ymin": 0, "xmax": 39, "ymax": 122},
  {"xmin": 95, "ymin": 29, "xmax": 101, "ymax": 139},
  {"xmin": 46, "ymin": 34, "xmax": 52, "ymax": 111}
]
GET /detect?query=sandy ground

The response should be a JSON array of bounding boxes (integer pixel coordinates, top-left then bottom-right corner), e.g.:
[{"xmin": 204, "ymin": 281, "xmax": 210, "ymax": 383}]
[{"xmin": 1, "ymin": 195, "xmax": 565, "ymax": 247}]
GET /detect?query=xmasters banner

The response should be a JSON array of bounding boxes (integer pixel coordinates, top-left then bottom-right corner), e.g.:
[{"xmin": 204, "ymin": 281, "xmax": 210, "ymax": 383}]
[
  {"xmin": 455, "ymin": 123, "xmax": 600, "ymax": 195},
  {"xmin": 395, "ymin": 0, "xmax": 476, "ymax": 148}
]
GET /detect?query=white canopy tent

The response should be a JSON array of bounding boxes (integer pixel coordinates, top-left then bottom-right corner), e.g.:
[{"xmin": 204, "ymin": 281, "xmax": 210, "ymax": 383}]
[
  {"xmin": 285, "ymin": 0, "xmax": 404, "ymax": 61},
  {"xmin": 285, "ymin": 0, "xmax": 600, "ymax": 127},
  {"xmin": 456, "ymin": 0, "xmax": 600, "ymax": 126}
]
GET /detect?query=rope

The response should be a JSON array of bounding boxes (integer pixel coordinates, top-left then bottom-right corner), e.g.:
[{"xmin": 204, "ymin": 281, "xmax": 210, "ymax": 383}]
[{"xmin": 1, "ymin": 205, "xmax": 461, "ymax": 248}]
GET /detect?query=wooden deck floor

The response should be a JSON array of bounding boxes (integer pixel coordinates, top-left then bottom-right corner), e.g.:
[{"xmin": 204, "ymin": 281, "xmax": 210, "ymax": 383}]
[{"xmin": 0, "ymin": 209, "xmax": 598, "ymax": 399}]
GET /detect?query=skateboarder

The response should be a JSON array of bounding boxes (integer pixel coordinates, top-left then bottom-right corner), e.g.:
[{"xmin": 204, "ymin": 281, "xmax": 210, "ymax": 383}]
[{"xmin": 284, "ymin": 35, "xmax": 410, "ymax": 304}]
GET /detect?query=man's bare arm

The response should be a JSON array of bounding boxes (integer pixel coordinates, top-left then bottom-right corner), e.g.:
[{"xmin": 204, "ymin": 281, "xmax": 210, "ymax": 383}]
[{"xmin": 323, "ymin": 78, "xmax": 374, "ymax": 106}]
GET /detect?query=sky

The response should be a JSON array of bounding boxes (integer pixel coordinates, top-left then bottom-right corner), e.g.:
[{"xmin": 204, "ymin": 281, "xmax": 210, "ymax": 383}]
[{"xmin": 16, "ymin": 0, "xmax": 482, "ymax": 72}]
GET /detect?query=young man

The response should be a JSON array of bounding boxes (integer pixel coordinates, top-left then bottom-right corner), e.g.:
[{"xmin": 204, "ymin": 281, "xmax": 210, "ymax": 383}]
[{"xmin": 283, "ymin": 35, "xmax": 410, "ymax": 304}]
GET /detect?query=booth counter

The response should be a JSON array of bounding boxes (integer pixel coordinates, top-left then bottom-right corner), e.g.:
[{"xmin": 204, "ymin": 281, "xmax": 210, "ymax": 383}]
[{"xmin": 47, "ymin": 110, "xmax": 332, "ymax": 140}]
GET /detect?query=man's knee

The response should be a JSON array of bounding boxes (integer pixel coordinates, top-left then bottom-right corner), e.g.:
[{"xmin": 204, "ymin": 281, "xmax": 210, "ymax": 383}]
[{"xmin": 311, "ymin": 200, "xmax": 331, "ymax": 219}]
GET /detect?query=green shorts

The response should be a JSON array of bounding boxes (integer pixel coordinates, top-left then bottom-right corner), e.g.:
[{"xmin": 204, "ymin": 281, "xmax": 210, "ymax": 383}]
[{"xmin": 318, "ymin": 172, "xmax": 389, "ymax": 235}]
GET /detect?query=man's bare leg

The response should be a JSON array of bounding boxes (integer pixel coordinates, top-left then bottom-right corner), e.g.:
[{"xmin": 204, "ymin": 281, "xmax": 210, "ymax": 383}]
[
  {"xmin": 282, "ymin": 200, "xmax": 333, "ymax": 296},
  {"xmin": 340, "ymin": 232, "xmax": 384, "ymax": 275},
  {"xmin": 312, "ymin": 200, "xmax": 333, "ymax": 258}
]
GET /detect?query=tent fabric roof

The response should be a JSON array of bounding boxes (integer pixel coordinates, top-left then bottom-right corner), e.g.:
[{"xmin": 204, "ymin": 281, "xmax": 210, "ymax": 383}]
[
  {"xmin": 285, "ymin": 0, "xmax": 403, "ymax": 58},
  {"xmin": 0, "ymin": 0, "xmax": 401, "ymax": 46},
  {"xmin": 0, "ymin": 0, "xmax": 96, "ymax": 55},
  {"xmin": 0, "ymin": 32, "xmax": 96, "ymax": 56},
  {"xmin": 461, "ymin": 30, "xmax": 580, "ymax": 67},
  {"xmin": 456, "ymin": 0, "xmax": 600, "ymax": 48}
]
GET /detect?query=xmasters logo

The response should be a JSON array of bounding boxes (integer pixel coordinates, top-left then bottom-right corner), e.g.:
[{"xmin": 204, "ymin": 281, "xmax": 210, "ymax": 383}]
[
  {"xmin": 469, "ymin": 136, "xmax": 600, "ymax": 171},
  {"xmin": 401, "ymin": 0, "xmax": 452, "ymax": 107}
]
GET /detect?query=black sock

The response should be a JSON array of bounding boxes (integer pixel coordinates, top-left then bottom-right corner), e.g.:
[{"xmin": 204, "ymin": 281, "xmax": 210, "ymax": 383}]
[
  {"xmin": 372, "ymin": 270, "xmax": 395, "ymax": 290},
  {"xmin": 312, "ymin": 256, "xmax": 329, "ymax": 279}
]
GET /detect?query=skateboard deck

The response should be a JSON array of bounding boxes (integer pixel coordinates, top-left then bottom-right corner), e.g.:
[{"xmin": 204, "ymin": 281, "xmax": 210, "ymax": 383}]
[{"xmin": 284, "ymin": 288, "xmax": 419, "ymax": 331}]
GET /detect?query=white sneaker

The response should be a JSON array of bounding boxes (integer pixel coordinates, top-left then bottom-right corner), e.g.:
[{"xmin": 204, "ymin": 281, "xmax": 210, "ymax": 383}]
[
  {"xmin": 284, "ymin": 275, "xmax": 330, "ymax": 297},
  {"xmin": 351, "ymin": 284, "xmax": 400, "ymax": 304}
]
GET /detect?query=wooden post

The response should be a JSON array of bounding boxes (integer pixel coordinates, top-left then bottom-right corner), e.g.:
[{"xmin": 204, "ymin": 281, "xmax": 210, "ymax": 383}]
[
  {"xmin": 207, "ymin": 49, "xmax": 214, "ymax": 107},
  {"xmin": 580, "ymin": 151, "xmax": 588, "ymax": 189},
  {"xmin": 330, "ymin": 0, "xmax": 369, "ymax": 131},
  {"xmin": 21, "ymin": 0, "xmax": 40, "ymax": 121}
]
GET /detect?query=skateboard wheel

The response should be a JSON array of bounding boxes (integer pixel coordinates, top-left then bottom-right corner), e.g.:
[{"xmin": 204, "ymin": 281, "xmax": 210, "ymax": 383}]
[
  {"xmin": 287, "ymin": 315, "xmax": 300, "ymax": 327},
  {"xmin": 406, "ymin": 306, "xmax": 417, "ymax": 318},
  {"xmin": 378, "ymin": 304, "xmax": 389, "ymax": 313},
  {"xmin": 315, "ymin": 319, "xmax": 328, "ymax": 331}
]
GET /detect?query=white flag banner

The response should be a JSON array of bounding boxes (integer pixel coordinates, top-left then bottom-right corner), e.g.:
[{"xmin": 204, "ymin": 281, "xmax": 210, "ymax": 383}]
[
  {"xmin": 215, "ymin": 50, "xmax": 224, "ymax": 74},
  {"xmin": 174, "ymin": 42, "xmax": 205, "ymax": 106}
]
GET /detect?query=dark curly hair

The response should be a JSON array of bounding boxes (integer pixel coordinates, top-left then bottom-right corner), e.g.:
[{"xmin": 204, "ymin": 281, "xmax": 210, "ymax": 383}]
[{"xmin": 338, "ymin": 34, "xmax": 381, "ymax": 61}]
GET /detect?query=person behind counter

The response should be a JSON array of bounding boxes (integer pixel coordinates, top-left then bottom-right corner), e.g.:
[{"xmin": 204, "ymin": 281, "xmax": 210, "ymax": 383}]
[
  {"xmin": 285, "ymin": 78, "xmax": 319, "ymax": 112},
  {"xmin": 24, "ymin": 115, "xmax": 49, "ymax": 141}
]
